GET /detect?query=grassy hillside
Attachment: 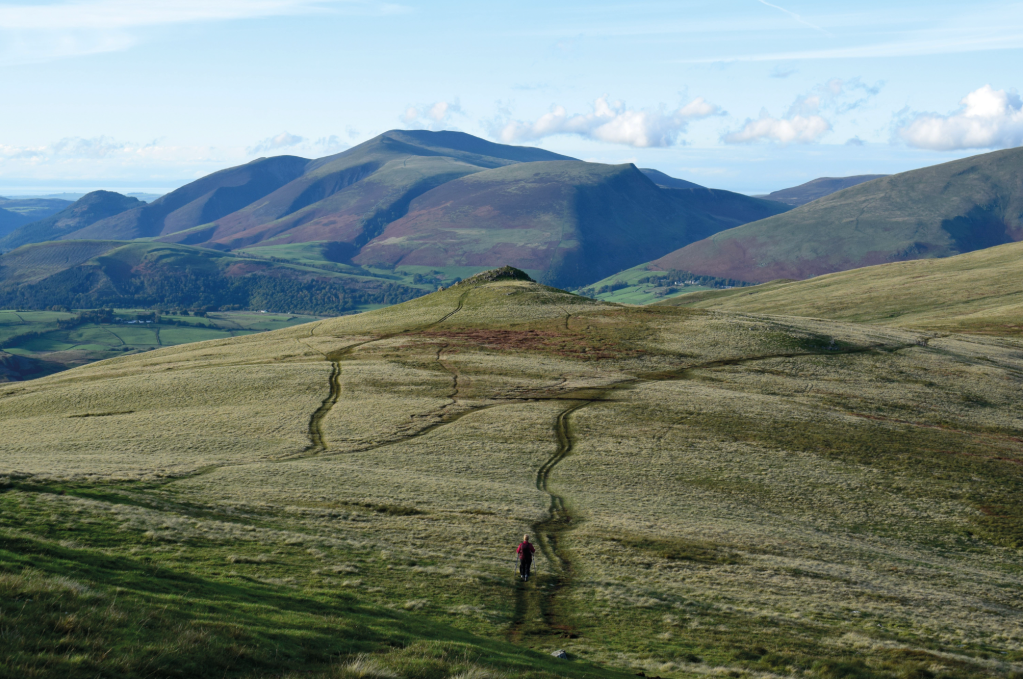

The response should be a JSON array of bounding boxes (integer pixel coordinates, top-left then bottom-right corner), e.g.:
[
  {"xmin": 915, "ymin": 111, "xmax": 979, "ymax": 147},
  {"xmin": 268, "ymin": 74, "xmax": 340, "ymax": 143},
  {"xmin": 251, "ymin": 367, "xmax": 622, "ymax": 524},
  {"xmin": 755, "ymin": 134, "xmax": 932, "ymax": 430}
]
[
  {"xmin": 352, "ymin": 161, "xmax": 787, "ymax": 288},
  {"xmin": 0, "ymin": 240, "xmax": 430, "ymax": 315},
  {"xmin": 755, "ymin": 175, "xmax": 888, "ymax": 206},
  {"xmin": 1, "ymin": 271, "xmax": 1021, "ymax": 677},
  {"xmin": 573, "ymin": 263, "xmax": 720, "ymax": 304},
  {"xmin": 0, "ymin": 191, "xmax": 143, "ymax": 251},
  {"xmin": 0, "ymin": 308, "xmax": 322, "ymax": 380},
  {"xmin": 653, "ymin": 146, "xmax": 1023, "ymax": 283},
  {"xmin": 658, "ymin": 240, "xmax": 1023, "ymax": 335}
]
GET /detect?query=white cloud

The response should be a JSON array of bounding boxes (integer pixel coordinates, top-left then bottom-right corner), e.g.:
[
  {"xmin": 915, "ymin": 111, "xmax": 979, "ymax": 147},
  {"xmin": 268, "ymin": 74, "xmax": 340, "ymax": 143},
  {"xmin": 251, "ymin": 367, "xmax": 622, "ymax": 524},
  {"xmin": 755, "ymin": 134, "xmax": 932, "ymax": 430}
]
[
  {"xmin": 400, "ymin": 100, "xmax": 463, "ymax": 130},
  {"xmin": 496, "ymin": 96, "xmax": 722, "ymax": 148},
  {"xmin": 723, "ymin": 114, "xmax": 831, "ymax": 144},
  {"xmin": 897, "ymin": 85, "xmax": 1023, "ymax": 151},
  {"xmin": 247, "ymin": 132, "xmax": 305, "ymax": 155},
  {"xmin": 723, "ymin": 77, "xmax": 881, "ymax": 145}
]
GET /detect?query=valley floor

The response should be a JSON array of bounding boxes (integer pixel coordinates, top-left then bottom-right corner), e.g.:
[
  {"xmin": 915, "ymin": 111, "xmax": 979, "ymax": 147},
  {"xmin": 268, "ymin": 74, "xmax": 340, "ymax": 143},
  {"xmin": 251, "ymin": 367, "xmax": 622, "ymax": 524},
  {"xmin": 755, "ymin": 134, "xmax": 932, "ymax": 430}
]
[{"xmin": 1, "ymin": 280, "xmax": 1022, "ymax": 679}]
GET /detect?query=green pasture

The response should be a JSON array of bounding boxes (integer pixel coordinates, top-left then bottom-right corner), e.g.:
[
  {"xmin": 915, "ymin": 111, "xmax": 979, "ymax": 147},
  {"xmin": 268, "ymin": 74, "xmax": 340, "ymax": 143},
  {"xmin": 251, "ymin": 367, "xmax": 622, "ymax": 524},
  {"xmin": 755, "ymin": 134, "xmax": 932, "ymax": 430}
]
[
  {"xmin": 0, "ymin": 309, "xmax": 322, "ymax": 378},
  {"xmin": 576, "ymin": 265, "xmax": 715, "ymax": 304}
]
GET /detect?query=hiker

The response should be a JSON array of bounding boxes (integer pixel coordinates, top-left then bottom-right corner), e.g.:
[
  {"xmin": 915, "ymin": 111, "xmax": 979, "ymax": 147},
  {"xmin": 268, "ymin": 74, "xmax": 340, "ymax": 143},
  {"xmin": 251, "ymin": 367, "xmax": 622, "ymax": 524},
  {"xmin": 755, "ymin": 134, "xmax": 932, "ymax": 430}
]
[{"xmin": 516, "ymin": 534, "xmax": 536, "ymax": 581}]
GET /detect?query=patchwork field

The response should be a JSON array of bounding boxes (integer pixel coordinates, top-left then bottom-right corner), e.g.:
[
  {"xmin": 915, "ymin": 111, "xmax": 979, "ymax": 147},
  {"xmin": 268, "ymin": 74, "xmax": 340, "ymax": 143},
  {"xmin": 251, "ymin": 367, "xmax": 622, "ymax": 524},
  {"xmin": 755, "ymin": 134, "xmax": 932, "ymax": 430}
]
[{"xmin": 1, "ymin": 270, "xmax": 1021, "ymax": 678}]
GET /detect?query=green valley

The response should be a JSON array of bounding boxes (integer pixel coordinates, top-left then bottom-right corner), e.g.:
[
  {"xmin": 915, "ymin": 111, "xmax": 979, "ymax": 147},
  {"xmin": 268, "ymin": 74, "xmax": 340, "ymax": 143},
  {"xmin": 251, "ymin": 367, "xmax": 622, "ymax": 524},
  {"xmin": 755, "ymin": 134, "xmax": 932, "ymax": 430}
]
[{"xmin": 0, "ymin": 308, "xmax": 323, "ymax": 380}]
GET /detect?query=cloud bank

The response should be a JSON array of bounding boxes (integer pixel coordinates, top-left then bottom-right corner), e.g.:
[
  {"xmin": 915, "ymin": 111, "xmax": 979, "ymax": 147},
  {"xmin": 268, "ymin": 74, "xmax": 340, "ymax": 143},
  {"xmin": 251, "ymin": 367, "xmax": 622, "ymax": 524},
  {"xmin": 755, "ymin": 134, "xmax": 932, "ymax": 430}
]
[
  {"xmin": 897, "ymin": 85, "xmax": 1023, "ymax": 151},
  {"xmin": 723, "ymin": 78, "xmax": 881, "ymax": 145},
  {"xmin": 496, "ymin": 96, "xmax": 722, "ymax": 148},
  {"xmin": 723, "ymin": 114, "xmax": 830, "ymax": 144}
]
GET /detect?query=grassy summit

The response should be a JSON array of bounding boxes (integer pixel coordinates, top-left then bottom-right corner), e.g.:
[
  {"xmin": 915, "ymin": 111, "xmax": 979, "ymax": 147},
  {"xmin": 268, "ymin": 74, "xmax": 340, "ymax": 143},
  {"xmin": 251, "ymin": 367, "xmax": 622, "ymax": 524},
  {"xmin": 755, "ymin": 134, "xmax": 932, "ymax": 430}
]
[
  {"xmin": 660, "ymin": 240, "xmax": 1023, "ymax": 335},
  {"xmin": 1, "ymin": 270, "xmax": 1021, "ymax": 677}
]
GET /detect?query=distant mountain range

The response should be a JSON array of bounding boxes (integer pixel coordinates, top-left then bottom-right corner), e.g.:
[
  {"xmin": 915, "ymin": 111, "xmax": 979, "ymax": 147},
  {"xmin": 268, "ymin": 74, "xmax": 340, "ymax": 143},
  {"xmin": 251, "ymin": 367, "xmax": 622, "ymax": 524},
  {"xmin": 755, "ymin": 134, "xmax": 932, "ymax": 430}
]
[
  {"xmin": 753, "ymin": 175, "xmax": 888, "ymax": 206},
  {"xmin": 6, "ymin": 132, "xmax": 1022, "ymax": 315},
  {"xmin": 0, "ymin": 131, "xmax": 788, "ymax": 307},
  {"xmin": 649, "ymin": 147, "xmax": 1023, "ymax": 283},
  {"xmin": 0, "ymin": 196, "xmax": 72, "ymax": 240}
]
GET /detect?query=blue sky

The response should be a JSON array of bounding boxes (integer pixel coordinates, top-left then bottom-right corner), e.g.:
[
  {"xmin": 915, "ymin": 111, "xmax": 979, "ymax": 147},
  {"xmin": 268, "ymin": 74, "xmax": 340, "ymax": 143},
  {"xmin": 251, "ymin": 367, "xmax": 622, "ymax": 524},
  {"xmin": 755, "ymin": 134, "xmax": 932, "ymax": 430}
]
[{"xmin": 1, "ymin": 0, "xmax": 1022, "ymax": 195}]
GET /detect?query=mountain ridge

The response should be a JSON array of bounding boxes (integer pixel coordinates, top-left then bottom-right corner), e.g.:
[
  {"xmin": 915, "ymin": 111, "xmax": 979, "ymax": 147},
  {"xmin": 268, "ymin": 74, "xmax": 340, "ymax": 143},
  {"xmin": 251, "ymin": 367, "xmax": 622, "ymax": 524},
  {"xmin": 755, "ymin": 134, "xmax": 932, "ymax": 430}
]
[
  {"xmin": 649, "ymin": 146, "xmax": 1023, "ymax": 283},
  {"xmin": 1, "ymin": 130, "xmax": 789, "ymax": 290}
]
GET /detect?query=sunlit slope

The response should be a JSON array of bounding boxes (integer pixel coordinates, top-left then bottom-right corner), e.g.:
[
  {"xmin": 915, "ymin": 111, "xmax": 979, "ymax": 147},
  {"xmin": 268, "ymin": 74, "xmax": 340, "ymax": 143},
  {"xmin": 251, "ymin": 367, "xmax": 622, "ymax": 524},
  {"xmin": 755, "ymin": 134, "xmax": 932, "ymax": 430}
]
[
  {"xmin": 1, "ymin": 269, "xmax": 1022, "ymax": 677},
  {"xmin": 653, "ymin": 146, "xmax": 1023, "ymax": 283},
  {"xmin": 660, "ymin": 240, "xmax": 1023, "ymax": 334}
]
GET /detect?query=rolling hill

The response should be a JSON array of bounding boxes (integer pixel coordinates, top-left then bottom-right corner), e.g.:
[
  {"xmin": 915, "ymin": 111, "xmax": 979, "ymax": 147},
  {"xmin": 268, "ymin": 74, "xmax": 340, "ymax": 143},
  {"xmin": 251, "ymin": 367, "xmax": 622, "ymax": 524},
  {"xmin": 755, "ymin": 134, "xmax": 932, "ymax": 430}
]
[
  {"xmin": 658, "ymin": 239, "xmax": 1023, "ymax": 335},
  {"xmin": 0, "ymin": 191, "xmax": 143, "ymax": 251},
  {"xmin": 1, "ymin": 268, "xmax": 1020, "ymax": 677},
  {"xmin": 0, "ymin": 240, "xmax": 427, "ymax": 315},
  {"xmin": 5, "ymin": 131, "xmax": 788, "ymax": 291},
  {"xmin": 649, "ymin": 146, "xmax": 1023, "ymax": 283},
  {"xmin": 754, "ymin": 174, "xmax": 887, "ymax": 206}
]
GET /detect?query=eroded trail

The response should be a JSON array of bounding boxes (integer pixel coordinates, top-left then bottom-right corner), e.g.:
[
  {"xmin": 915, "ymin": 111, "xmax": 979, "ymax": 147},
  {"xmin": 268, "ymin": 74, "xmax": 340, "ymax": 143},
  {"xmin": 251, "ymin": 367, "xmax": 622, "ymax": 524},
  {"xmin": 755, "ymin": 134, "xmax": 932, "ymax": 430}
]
[
  {"xmin": 510, "ymin": 399, "xmax": 599, "ymax": 640},
  {"xmin": 300, "ymin": 290, "xmax": 471, "ymax": 455},
  {"xmin": 506, "ymin": 341, "xmax": 920, "ymax": 639}
]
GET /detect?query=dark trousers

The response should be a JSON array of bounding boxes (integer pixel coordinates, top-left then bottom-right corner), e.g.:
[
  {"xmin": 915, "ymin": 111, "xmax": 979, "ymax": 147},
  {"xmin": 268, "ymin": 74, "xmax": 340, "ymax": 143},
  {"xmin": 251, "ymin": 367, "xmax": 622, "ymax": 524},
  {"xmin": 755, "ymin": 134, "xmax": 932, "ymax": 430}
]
[{"xmin": 519, "ymin": 557, "xmax": 532, "ymax": 577}]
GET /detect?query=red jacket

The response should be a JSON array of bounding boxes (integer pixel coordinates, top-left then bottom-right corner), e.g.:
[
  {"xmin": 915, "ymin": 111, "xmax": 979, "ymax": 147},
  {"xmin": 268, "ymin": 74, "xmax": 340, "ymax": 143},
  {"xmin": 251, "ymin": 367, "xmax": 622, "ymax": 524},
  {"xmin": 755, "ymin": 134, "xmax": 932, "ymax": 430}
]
[{"xmin": 516, "ymin": 541, "xmax": 535, "ymax": 559}]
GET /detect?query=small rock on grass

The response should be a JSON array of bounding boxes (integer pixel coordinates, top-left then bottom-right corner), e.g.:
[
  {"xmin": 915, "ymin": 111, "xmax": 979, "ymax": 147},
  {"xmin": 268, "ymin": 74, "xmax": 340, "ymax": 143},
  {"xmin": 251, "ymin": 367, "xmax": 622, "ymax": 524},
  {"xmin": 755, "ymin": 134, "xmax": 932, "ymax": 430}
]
[{"xmin": 551, "ymin": 650, "xmax": 568, "ymax": 659}]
